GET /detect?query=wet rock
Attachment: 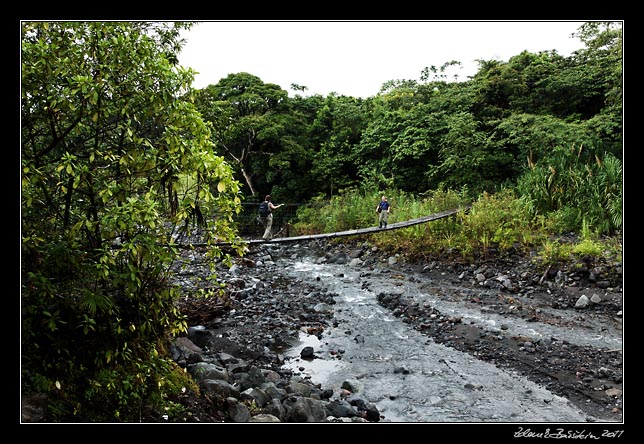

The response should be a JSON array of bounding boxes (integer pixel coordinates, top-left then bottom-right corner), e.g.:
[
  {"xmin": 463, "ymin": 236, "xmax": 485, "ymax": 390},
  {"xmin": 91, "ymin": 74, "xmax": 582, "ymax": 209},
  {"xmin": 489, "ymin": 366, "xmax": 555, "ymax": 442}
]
[
  {"xmin": 282, "ymin": 396, "xmax": 328, "ymax": 422},
  {"xmin": 300, "ymin": 346, "xmax": 315, "ymax": 359},
  {"xmin": 21, "ymin": 394, "xmax": 48, "ymax": 423},
  {"xmin": 341, "ymin": 380, "xmax": 362, "ymax": 393},
  {"xmin": 226, "ymin": 397, "xmax": 251, "ymax": 422},
  {"xmin": 249, "ymin": 413, "xmax": 281, "ymax": 422},
  {"xmin": 575, "ymin": 295, "xmax": 590, "ymax": 308},
  {"xmin": 202, "ymin": 379, "xmax": 240, "ymax": 398},
  {"xmin": 325, "ymin": 399, "xmax": 358, "ymax": 418},
  {"xmin": 190, "ymin": 362, "xmax": 229, "ymax": 383},
  {"xmin": 240, "ymin": 387, "xmax": 270, "ymax": 408}
]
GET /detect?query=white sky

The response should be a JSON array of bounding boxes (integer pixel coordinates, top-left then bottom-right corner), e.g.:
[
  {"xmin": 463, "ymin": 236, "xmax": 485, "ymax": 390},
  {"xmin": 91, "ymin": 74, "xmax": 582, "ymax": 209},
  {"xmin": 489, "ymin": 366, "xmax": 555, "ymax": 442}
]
[{"xmin": 178, "ymin": 21, "xmax": 588, "ymax": 98}]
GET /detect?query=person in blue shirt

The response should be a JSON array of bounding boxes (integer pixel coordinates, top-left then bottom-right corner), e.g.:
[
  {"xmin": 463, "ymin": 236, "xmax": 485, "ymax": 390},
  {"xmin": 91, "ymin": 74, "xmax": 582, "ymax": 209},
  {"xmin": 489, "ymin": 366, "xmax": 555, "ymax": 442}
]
[{"xmin": 376, "ymin": 195, "xmax": 391, "ymax": 228}]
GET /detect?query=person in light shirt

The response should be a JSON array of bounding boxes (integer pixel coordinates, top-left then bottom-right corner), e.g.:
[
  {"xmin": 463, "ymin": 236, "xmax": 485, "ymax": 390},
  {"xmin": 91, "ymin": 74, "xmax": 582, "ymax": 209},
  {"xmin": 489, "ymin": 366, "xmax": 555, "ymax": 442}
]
[{"xmin": 260, "ymin": 194, "xmax": 284, "ymax": 239}]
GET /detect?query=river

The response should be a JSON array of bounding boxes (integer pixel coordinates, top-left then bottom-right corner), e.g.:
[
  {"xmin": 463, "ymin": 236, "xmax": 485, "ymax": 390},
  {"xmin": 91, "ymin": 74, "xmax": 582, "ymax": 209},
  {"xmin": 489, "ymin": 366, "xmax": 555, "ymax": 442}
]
[{"xmin": 277, "ymin": 249, "xmax": 607, "ymax": 423}]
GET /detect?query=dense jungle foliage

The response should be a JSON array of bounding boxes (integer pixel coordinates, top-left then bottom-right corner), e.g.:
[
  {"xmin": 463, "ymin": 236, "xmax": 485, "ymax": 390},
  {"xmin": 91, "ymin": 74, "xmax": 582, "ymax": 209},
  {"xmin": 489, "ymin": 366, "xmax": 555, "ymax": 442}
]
[{"xmin": 21, "ymin": 21, "xmax": 622, "ymax": 421}]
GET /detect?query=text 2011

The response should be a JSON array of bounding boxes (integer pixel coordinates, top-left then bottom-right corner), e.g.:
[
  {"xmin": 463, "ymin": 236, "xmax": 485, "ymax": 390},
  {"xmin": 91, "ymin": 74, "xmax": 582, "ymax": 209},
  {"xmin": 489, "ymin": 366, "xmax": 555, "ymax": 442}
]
[{"xmin": 602, "ymin": 430, "xmax": 624, "ymax": 439}]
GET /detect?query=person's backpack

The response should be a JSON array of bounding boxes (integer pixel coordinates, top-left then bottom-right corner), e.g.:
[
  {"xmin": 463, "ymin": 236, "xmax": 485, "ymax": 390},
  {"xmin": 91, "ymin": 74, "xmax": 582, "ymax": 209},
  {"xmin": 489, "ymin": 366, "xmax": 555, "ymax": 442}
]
[{"xmin": 258, "ymin": 201, "xmax": 270, "ymax": 217}]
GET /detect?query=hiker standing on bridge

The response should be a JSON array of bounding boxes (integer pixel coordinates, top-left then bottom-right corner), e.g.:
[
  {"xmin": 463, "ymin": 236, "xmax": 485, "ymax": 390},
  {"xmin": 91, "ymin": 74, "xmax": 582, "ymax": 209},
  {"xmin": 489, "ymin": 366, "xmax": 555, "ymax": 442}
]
[
  {"xmin": 376, "ymin": 195, "xmax": 391, "ymax": 228},
  {"xmin": 259, "ymin": 195, "xmax": 284, "ymax": 240}
]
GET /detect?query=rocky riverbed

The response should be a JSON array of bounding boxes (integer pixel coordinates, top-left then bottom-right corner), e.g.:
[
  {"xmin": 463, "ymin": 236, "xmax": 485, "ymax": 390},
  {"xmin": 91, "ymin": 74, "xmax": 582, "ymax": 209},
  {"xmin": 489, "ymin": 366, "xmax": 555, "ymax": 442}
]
[{"xmin": 157, "ymin": 236, "xmax": 623, "ymax": 425}]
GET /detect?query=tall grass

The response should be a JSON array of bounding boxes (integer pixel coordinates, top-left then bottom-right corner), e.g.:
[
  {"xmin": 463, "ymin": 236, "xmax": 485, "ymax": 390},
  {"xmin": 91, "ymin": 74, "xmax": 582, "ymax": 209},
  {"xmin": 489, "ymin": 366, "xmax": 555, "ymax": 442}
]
[
  {"xmin": 516, "ymin": 146, "xmax": 622, "ymax": 235},
  {"xmin": 293, "ymin": 187, "xmax": 471, "ymax": 256},
  {"xmin": 292, "ymin": 185, "xmax": 621, "ymax": 267}
]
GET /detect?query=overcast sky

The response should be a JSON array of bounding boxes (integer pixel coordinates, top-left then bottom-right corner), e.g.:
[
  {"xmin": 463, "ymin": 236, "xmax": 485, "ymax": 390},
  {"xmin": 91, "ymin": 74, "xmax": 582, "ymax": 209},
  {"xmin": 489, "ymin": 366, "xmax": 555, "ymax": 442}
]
[{"xmin": 177, "ymin": 21, "xmax": 588, "ymax": 98}]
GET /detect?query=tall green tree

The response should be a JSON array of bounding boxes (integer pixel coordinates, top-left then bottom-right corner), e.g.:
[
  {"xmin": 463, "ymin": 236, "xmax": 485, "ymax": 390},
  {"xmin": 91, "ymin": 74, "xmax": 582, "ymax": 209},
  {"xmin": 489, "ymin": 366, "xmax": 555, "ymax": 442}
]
[
  {"xmin": 355, "ymin": 103, "xmax": 439, "ymax": 193},
  {"xmin": 306, "ymin": 94, "xmax": 370, "ymax": 197},
  {"xmin": 193, "ymin": 72, "xmax": 293, "ymax": 199},
  {"xmin": 573, "ymin": 21, "xmax": 623, "ymax": 154},
  {"xmin": 21, "ymin": 21, "xmax": 242, "ymax": 421}
]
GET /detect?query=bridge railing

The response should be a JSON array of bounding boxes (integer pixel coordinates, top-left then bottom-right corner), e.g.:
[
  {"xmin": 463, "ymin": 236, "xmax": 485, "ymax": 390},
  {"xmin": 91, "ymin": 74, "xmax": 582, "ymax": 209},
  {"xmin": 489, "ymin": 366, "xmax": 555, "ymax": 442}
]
[{"xmin": 236, "ymin": 201, "xmax": 316, "ymax": 240}]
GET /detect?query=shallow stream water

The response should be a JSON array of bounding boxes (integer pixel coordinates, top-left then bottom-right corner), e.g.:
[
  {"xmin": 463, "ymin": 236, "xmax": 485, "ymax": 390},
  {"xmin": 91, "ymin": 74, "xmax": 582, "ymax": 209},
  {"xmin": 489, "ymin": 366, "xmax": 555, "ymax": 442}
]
[{"xmin": 278, "ymin": 251, "xmax": 607, "ymax": 423}]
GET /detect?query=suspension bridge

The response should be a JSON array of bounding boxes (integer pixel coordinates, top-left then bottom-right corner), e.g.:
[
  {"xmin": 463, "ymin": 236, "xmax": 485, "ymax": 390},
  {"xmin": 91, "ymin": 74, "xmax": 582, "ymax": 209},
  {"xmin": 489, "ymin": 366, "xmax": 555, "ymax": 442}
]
[{"xmin": 215, "ymin": 205, "xmax": 470, "ymax": 246}]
